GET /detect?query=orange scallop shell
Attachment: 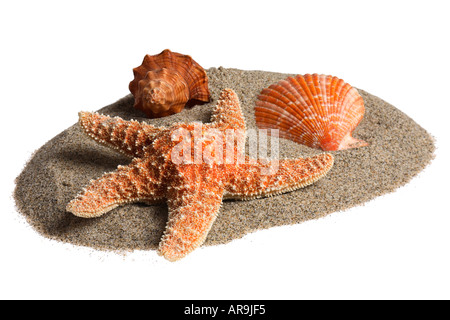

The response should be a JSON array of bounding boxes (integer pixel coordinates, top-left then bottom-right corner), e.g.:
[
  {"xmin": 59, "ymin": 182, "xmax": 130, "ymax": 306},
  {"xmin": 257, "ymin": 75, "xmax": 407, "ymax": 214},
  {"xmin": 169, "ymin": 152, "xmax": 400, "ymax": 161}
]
[
  {"xmin": 254, "ymin": 74, "xmax": 368, "ymax": 151},
  {"xmin": 129, "ymin": 49, "xmax": 210, "ymax": 118}
]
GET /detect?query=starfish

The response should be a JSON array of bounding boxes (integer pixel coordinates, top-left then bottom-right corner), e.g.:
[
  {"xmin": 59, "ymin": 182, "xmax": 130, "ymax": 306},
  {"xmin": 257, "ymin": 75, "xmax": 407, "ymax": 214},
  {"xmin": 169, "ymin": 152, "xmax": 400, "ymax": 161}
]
[{"xmin": 67, "ymin": 89, "xmax": 334, "ymax": 261}]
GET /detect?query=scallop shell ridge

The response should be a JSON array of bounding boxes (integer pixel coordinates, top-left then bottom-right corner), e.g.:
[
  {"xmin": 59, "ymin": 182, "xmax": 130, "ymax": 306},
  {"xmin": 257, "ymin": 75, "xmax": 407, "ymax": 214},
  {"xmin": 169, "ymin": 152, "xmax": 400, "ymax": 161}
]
[
  {"xmin": 255, "ymin": 74, "xmax": 368, "ymax": 151},
  {"xmin": 129, "ymin": 49, "xmax": 210, "ymax": 118}
]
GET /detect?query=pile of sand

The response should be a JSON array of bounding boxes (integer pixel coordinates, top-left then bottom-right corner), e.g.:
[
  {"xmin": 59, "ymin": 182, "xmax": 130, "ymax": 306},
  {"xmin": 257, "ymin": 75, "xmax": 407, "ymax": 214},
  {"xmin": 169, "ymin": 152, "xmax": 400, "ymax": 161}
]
[{"xmin": 14, "ymin": 67, "xmax": 435, "ymax": 252}]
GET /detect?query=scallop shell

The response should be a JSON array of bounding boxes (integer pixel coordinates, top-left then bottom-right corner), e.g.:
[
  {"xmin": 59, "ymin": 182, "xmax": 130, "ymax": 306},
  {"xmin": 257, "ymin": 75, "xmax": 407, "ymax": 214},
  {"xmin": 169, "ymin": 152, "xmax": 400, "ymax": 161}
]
[
  {"xmin": 129, "ymin": 49, "xmax": 210, "ymax": 118},
  {"xmin": 254, "ymin": 74, "xmax": 368, "ymax": 151}
]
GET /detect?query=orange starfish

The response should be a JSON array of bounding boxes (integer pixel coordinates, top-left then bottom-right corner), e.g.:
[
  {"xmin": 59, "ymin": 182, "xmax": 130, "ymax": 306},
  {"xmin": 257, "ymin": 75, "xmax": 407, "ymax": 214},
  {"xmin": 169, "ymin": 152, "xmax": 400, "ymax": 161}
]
[{"xmin": 67, "ymin": 89, "xmax": 334, "ymax": 261}]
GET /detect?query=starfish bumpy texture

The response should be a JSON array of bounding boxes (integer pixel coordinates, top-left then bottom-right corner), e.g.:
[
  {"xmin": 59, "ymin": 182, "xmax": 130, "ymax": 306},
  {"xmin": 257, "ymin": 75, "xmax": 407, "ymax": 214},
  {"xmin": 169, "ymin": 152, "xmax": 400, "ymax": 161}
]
[{"xmin": 67, "ymin": 89, "xmax": 334, "ymax": 261}]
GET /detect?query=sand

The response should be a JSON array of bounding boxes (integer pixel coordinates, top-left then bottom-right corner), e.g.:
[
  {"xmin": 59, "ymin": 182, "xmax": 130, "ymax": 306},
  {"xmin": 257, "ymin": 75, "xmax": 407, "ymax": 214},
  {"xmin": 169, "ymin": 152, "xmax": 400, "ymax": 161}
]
[{"xmin": 14, "ymin": 67, "xmax": 435, "ymax": 252}]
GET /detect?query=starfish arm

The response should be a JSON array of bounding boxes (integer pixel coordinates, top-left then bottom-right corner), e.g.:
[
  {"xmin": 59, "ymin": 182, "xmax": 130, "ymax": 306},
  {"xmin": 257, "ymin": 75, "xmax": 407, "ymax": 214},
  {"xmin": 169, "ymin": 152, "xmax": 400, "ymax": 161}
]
[
  {"xmin": 224, "ymin": 153, "xmax": 334, "ymax": 200},
  {"xmin": 158, "ymin": 166, "xmax": 225, "ymax": 261},
  {"xmin": 66, "ymin": 158, "xmax": 165, "ymax": 218},
  {"xmin": 78, "ymin": 111, "xmax": 161, "ymax": 158},
  {"xmin": 210, "ymin": 89, "xmax": 246, "ymax": 132}
]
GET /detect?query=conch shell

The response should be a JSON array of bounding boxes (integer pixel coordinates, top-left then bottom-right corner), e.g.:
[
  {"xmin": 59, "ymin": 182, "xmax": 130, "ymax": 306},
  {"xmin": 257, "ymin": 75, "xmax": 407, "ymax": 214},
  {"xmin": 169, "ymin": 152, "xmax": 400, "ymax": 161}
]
[
  {"xmin": 129, "ymin": 49, "xmax": 210, "ymax": 118},
  {"xmin": 254, "ymin": 74, "xmax": 368, "ymax": 151}
]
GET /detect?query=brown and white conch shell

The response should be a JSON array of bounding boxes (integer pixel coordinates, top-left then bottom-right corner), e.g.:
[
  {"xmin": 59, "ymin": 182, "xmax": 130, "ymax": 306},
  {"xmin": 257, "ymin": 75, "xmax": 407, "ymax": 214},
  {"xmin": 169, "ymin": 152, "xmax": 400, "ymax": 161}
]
[
  {"xmin": 129, "ymin": 49, "xmax": 210, "ymax": 118},
  {"xmin": 254, "ymin": 74, "xmax": 368, "ymax": 151}
]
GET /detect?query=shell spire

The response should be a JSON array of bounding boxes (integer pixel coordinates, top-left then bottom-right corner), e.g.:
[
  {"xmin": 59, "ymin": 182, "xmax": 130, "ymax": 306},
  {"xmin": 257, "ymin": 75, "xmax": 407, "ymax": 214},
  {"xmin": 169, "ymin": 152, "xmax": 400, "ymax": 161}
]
[
  {"xmin": 254, "ymin": 74, "xmax": 368, "ymax": 151},
  {"xmin": 129, "ymin": 49, "xmax": 210, "ymax": 118}
]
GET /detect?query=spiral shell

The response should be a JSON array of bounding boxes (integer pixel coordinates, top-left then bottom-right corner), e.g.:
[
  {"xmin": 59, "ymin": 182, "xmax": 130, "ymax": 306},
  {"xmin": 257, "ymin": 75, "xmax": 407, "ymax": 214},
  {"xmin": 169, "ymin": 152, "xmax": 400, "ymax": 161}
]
[
  {"xmin": 254, "ymin": 74, "xmax": 368, "ymax": 151},
  {"xmin": 129, "ymin": 49, "xmax": 210, "ymax": 118}
]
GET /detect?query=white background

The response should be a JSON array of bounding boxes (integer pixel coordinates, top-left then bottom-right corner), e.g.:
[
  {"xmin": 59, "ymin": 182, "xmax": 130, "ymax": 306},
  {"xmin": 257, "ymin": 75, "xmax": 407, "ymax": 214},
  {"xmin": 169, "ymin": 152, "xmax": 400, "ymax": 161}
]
[{"xmin": 1, "ymin": 0, "xmax": 449, "ymax": 300}]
